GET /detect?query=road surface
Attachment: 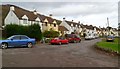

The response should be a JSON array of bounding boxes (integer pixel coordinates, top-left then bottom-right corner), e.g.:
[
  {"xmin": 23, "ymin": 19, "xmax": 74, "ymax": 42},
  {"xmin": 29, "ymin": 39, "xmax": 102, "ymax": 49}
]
[{"xmin": 2, "ymin": 38, "xmax": 118, "ymax": 67}]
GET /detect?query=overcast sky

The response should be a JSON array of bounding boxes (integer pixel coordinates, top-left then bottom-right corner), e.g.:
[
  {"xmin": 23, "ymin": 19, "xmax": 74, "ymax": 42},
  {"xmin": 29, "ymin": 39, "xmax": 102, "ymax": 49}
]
[{"xmin": 2, "ymin": 0, "xmax": 119, "ymax": 28}]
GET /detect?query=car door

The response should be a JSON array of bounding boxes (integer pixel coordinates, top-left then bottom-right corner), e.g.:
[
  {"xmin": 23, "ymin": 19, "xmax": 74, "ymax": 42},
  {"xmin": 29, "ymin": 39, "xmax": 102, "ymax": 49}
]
[
  {"xmin": 9, "ymin": 36, "xmax": 21, "ymax": 47},
  {"xmin": 19, "ymin": 36, "xmax": 29, "ymax": 46}
]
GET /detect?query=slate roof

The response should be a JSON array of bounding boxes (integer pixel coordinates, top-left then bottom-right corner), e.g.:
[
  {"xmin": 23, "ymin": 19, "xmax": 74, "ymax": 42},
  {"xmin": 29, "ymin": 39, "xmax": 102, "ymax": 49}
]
[
  {"xmin": 2, "ymin": 4, "xmax": 38, "ymax": 21},
  {"xmin": 2, "ymin": 4, "xmax": 55, "ymax": 24},
  {"xmin": 65, "ymin": 21, "xmax": 80, "ymax": 28},
  {"xmin": 58, "ymin": 26, "xmax": 69, "ymax": 31}
]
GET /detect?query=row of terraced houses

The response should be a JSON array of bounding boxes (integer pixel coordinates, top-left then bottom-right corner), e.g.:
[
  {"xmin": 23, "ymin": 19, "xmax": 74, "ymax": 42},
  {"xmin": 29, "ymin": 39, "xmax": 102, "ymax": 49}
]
[{"xmin": 0, "ymin": 4, "xmax": 119, "ymax": 37}]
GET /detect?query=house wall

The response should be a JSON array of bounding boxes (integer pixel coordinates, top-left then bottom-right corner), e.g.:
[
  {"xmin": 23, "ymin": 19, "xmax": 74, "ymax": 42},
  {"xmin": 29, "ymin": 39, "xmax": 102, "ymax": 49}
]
[
  {"xmin": 5, "ymin": 10, "xmax": 19, "ymax": 25},
  {"xmin": 42, "ymin": 19, "xmax": 58, "ymax": 32},
  {"xmin": 60, "ymin": 21, "xmax": 73, "ymax": 34},
  {"xmin": 85, "ymin": 29, "xmax": 96, "ymax": 37}
]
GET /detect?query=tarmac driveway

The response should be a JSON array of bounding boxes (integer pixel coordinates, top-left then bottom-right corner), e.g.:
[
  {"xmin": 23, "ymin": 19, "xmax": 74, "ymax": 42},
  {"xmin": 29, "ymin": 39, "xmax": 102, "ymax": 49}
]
[{"xmin": 2, "ymin": 38, "xmax": 118, "ymax": 67}]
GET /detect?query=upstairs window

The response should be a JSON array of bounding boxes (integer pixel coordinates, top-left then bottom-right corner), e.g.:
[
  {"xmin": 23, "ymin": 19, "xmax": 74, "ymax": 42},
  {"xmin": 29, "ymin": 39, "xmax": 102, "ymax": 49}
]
[
  {"xmin": 23, "ymin": 19, "xmax": 27, "ymax": 24},
  {"xmin": 54, "ymin": 24, "xmax": 56, "ymax": 27},
  {"xmin": 45, "ymin": 22, "xmax": 47, "ymax": 26},
  {"xmin": 71, "ymin": 24, "xmax": 73, "ymax": 26},
  {"xmin": 35, "ymin": 21, "xmax": 39, "ymax": 24}
]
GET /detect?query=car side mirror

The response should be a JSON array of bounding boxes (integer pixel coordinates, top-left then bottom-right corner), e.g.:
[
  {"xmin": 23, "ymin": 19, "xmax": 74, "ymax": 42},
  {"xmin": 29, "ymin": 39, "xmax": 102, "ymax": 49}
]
[{"xmin": 11, "ymin": 39, "xmax": 13, "ymax": 41}]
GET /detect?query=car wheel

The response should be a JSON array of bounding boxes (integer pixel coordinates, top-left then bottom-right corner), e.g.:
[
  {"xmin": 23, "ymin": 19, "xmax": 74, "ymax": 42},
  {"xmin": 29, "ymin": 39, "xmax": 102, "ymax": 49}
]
[
  {"xmin": 1, "ymin": 43, "xmax": 8, "ymax": 49},
  {"xmin": 79, "ymin": 40, "xmax": 81, "ymax": 43},
  {"xmin": 59, "ymin": 42, "xmax": 61, "ymax": 45},
  {"xmin": 27, "ymin": 43, "xmax": 33, "ymax": 48},
  {"xmin": 51, "ymin": 43, "xmax": 54, "ymax": 45}
]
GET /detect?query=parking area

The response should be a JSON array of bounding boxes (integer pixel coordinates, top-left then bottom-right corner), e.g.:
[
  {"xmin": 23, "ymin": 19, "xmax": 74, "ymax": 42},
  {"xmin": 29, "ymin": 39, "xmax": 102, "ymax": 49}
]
[{"xmin": 2, "ymin": 38, "xmax": 118, "ymax": 67}]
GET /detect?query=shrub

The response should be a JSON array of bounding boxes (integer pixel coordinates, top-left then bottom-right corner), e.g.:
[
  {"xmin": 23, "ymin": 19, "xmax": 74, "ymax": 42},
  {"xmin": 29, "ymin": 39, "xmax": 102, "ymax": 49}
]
[
  {"xmin": 4, "ymin": 24, "xmax": 42, "ymax": 41},
  {"xmin": 43, "ymin": 30, "xmax": 59, "ymax": 38}
]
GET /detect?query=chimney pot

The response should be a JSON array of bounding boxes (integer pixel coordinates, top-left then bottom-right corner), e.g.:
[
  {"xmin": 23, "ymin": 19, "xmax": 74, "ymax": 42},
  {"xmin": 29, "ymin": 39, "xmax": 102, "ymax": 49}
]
[
  {"xmin": 10, "ymin": 6, "xmax": 15, "ymax": 11},
  {"xmin": 49, "ymin": 14, "xmax": 52, "ymax": 17},
  {"xmin": 33, "ymin": 10, "xmax": 37, "ymax": 15}
]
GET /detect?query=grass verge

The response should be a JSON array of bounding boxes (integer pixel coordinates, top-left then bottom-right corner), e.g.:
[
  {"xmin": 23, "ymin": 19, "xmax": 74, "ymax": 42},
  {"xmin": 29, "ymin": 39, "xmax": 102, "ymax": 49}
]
[{"xmin": 96, "ymin": 38, "xmax": 119, "ymax": 54}]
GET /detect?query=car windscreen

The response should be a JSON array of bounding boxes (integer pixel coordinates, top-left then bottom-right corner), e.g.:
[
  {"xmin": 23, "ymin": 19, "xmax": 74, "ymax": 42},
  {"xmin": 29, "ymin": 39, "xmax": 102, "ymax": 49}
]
[
  {"xmin": 7, "ymin": 36, "xmax": 14, "ymax": 40},
  {"xmin": 59, "ymin": 37, "xmax": 65, "ymax": 40},
  {"xmin": 107, "ymin": 36, "xmax": 114, "ymax": 38},
  {"xmin": 75, "ymin": 35, "xmax": 80, "ymax": 38},
  {"xmin": 67, "ymin": 34, "xmax": 73, "ymax": 38}
]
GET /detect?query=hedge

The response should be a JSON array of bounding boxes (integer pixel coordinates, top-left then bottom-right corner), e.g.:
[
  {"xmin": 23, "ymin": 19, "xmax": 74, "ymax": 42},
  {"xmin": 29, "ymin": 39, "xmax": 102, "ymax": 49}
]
[
  {"xmin": 3, "ymin": 24, "xmax": 42, "ymax": 41},
  {"xmin": 43, "ymin": 30, "xmax": 59, "ymax": 38}
]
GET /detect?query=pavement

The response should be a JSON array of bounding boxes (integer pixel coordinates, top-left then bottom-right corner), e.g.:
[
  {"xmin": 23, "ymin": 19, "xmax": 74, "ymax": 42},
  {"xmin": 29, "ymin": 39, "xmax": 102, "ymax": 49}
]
[{"xmin": 2, "ymin": 38, "xmax": 118, "ymax": 67}]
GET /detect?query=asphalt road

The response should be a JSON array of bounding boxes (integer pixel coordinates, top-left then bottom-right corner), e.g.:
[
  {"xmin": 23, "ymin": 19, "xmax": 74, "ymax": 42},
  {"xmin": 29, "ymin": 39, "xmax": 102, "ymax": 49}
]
[{"xmin": 2, "ymin": 38, "xmax": 118, "ymax": 67}]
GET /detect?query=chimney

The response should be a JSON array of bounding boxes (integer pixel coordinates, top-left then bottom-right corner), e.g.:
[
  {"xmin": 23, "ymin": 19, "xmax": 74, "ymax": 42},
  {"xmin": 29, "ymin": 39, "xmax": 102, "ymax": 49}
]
[
  {"xmin": 33, "ymin": 10, "xmax": 37, "ymax": 15},
  {"xmin": 49, "ymin": 14, "xmax": 52, "ymax": 17},
  {"xmin": 99, "ymin": 26, "xmax": 101, "ymax": 28},
  {"xmin": 10, "ymin": 6, "xmax": 15, "ymax": 11},
  {"xmin": 72, "ymin": 20, "xmax": 74, "ymax": 22},
  {"xmin": 78, "ymin": 21, "xmax": 80, "ymax": 23},
  {"xmin": 63, "ymin": 18, "xmax": 66, "ymax": 21}
]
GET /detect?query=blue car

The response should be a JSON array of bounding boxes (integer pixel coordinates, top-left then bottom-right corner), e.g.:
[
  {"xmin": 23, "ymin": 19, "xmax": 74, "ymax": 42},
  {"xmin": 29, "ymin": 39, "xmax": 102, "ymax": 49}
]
[{"xmin": 0, "ymin": 35, "xmax": 36, "ymax": 49}]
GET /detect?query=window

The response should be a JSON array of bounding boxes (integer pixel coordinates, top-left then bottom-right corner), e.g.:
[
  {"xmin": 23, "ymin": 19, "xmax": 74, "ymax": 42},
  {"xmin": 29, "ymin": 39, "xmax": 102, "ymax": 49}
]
[
  {"xmin": 45, "ymin": 22, "xmax": 47, "ymax": 26},
  {"xmin": 20, "ymin": 36, "xmax": 29, "ymax": 39},
  {"xmin": 71, "ymin": 24, "xmax": 73, "ymax": 26},
  {"xmin": 23, "ymin": 19, "xmax": 27, "ymax": 24},
  {"xmin": 12, "ymin": 36, "xmax": 20, "ymax": 40},
  {"xmin": 54, "ymin": 24, "xmax": 56, "ymax": 27},
  {"xmin": 35, "ymin": 21, "xmax": 39, "ymax": 24}
]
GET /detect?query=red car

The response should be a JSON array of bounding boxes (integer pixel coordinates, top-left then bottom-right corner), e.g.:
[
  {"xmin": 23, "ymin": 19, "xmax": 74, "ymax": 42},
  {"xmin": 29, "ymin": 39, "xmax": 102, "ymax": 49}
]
[
  {"xmin": 65, "ymin": 34, "xmax": 81, "ymax": 43},
  {"xmin": 50, "ymin": 37, "xmax": 69, "ymax": 45}
]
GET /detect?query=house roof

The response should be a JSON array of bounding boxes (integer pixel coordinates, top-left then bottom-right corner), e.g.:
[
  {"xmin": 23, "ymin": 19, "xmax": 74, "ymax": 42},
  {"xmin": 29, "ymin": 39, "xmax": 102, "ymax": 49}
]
[
  {"xmin": 58, "ymin": 26, "xmax": 69, "ymax": 31},
  {"xmin": 2, "ymin": 4, "xmax": 56, "ymax": 24},
  {"xmin": 55, "ymin": 19, "xmax": 62, "ymax": 25},
  {"xmin": 81, "ymin": 24, "xmax": 94, "ymax": 30},
  {"xmin": 80, "ymin": 24, "xmax": 85, "ymax": 28},
  {"xmin": 94, "ymin": 26, "xmax": 101, "ymax": 31},
  {"xmin": 2, "ymin": 4, "xmax": 38, "ymax": 21},
  {"xmin": 2, "ymin": 5, "xmax": 10, "ymax": 25},
  {"xmin": 65, "ymin": 21, "xmax": 80, "ymax": 28},
  {"xmin": 101, "ymin": 27, "xmax": 107, "ymax": 31}
]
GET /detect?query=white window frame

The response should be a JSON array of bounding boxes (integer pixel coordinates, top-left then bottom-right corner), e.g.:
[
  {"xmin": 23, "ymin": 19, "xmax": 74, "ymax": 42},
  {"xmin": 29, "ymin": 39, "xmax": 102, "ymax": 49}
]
[{"xmin": 23, "ymin": 19, "xmax": 27, "ymax": 24}]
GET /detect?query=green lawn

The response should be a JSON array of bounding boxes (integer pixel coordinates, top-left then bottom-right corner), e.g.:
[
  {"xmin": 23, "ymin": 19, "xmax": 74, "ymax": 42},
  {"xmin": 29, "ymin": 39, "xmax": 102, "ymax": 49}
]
[{"xmin": 96, "ymin": 38, "xmax": 119, "ymax": 53}]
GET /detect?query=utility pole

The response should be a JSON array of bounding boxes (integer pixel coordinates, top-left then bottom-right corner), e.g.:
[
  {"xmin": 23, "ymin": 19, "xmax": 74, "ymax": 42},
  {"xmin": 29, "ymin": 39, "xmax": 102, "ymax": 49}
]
[
  {"xmin": 107, "ymin": 17, "xmax": 109, "ymax": 27},
  {"xmin": 107, "ymin": 17, "xmax": 110, "ymax": 36}
]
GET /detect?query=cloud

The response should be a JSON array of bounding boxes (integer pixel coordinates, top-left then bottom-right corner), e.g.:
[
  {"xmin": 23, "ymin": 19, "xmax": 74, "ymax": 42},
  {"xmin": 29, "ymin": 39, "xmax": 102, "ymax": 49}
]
[
  {"xmin": 1, "ymin": 0, "xmax": 119, "ymax": 2},
  {"xmin": 2, "ymin": 2, "xmax": 118, "ymax": 28},
  {"xmin": 46, "ymin": 2, "xmax": 117, "ymax": 16}
]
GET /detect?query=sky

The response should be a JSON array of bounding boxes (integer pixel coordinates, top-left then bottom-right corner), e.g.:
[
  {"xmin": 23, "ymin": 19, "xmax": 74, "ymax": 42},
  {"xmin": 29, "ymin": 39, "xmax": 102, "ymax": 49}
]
[{"xmin": 1, "ymin": 0, "xmax": 119, "ymax": 28}]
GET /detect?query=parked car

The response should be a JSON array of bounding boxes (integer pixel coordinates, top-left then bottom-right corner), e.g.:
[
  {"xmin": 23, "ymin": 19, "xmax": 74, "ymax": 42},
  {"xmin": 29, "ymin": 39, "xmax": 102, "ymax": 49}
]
[
  {"xmin": 106, "ymin": 36, "xmax": 114, "ymax": 42},
  {"xmin": 0, "ymin": 35, "xmax": 36, "ymax": 49},
  {"xmin": 85, "ymin": 36, "xmax": 92, "ymax": 40},
  {"xmin": 65, "ymin": 34, "xmax": 81, "ymax": 43},
  {"xmin": 50, "ymin": 37, "xmax": 69, "ymax": 45}
]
